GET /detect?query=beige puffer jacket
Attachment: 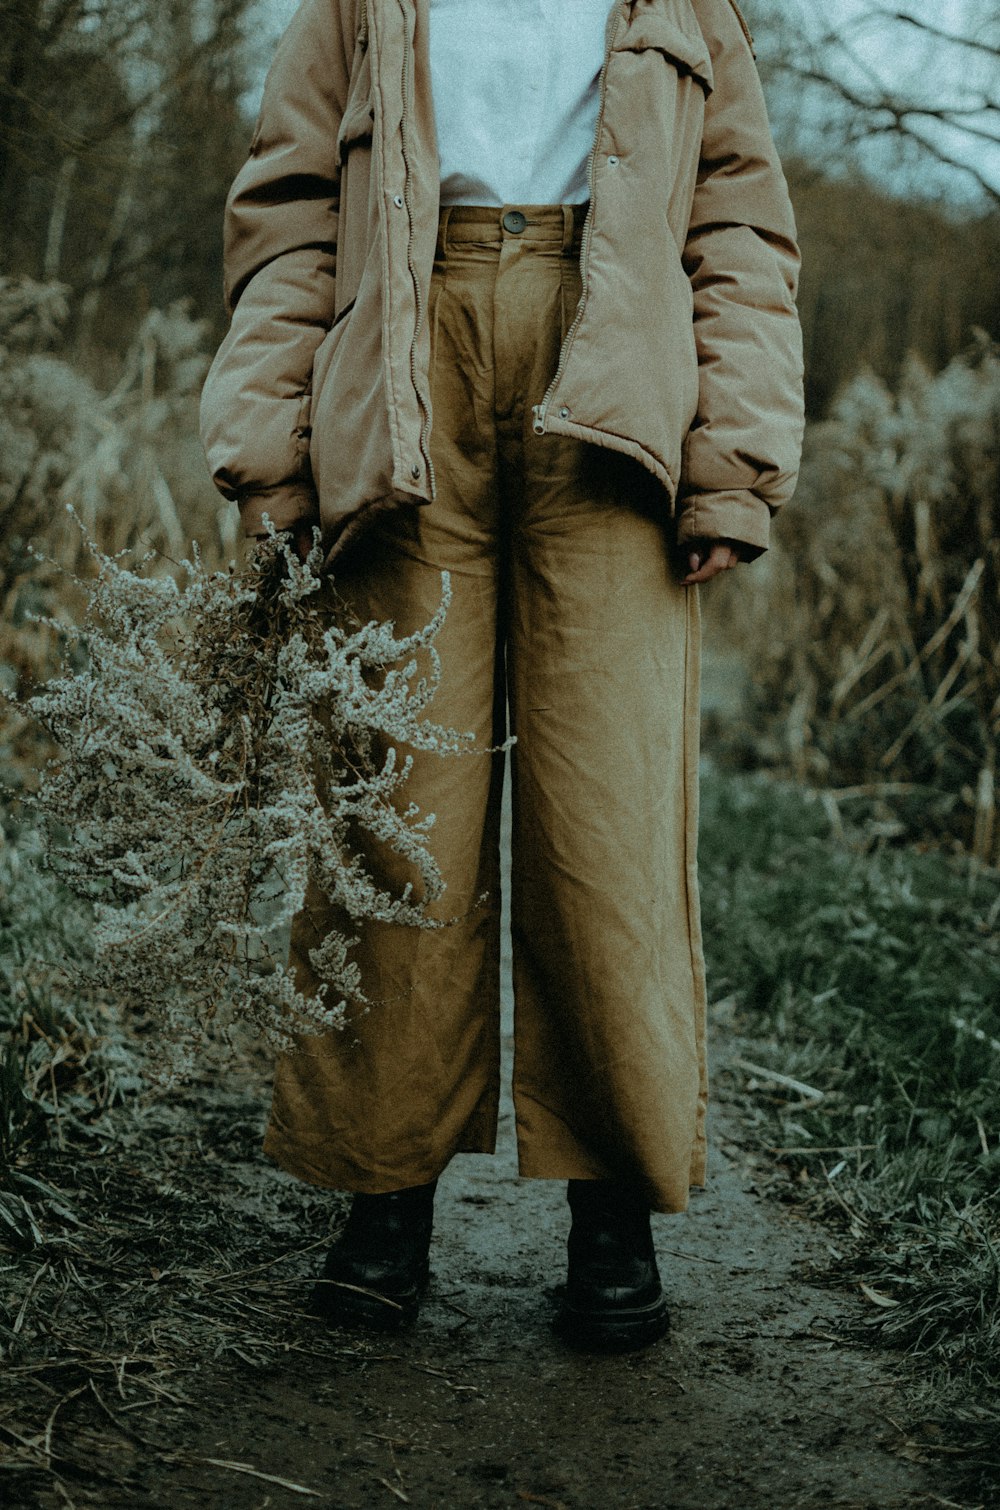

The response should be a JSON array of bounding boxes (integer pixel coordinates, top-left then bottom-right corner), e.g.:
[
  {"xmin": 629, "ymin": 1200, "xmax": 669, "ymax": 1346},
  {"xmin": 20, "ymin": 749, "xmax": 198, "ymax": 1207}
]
[{"xmin": 200, "ymin": 0, "xmax": 804, "ymax": 564}]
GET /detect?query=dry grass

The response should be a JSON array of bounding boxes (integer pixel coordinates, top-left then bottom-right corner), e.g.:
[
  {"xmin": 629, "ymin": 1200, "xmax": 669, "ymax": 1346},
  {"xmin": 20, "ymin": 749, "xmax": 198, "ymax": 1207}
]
[
  {"xmin": 1, "ymin": 281, "xmax": 238, "ymax": 803},
  {"xmin": 4, "ymin": 768, "xmax": 999, "ymax": 1505},
  {"xmin": 705, "ymin": 338, "xmax": 1000, "ymax": 862},
  {"xmin": 701, "ymin": 768, "xmax": 1000, "ymax": 1503},
  {"xmin": 0, "ymin": 714, "xmax": 358, "ymax": 1507},
  {"xmin": 0, "ymin": 1030, "xmax": 359, "ymax": 1507}
]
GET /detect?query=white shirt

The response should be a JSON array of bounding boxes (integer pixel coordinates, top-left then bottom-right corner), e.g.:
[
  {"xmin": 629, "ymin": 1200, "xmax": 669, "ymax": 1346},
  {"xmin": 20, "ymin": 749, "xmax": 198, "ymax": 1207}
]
[{"xmin": 428, "ymin": 0, "xmax": 613, "ymax": 207}]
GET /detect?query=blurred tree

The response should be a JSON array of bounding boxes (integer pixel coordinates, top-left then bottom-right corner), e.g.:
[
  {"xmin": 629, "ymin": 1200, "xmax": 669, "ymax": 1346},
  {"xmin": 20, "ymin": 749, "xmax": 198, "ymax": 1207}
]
[
  {"xmin": 0, "ymin": 0, "xmax": 138, "ymax": 283},
  {"xmin": 0, "ymin": 0, "xmax": 256, "ymax": 360},
  {"xmin": 3, "ymin": 0, "xmax": 998, "ymax": 394},
  {"xmin": 743, "ymin": 1, "xmax": 1000, "ymax": 414},
  {"xmin": 137, "ymin": 1, "xmax": 252, "ymax": 323},
  {"xmin": 786, "ymin": 166, "xmax": 1000, "ymax": 415}
]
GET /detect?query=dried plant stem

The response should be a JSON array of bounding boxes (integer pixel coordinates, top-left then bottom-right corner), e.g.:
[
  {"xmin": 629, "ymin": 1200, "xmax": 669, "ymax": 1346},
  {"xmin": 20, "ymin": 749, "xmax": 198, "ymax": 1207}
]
[{"xmin": 11, "ymin": 518, "xmax": 477, "ymax": 1076}]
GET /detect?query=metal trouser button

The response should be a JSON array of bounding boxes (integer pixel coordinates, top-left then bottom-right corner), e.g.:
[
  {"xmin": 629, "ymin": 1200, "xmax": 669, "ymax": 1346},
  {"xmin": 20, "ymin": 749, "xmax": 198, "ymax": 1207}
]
[{"xmin": 502, "ymin": 209, "xmax": 527, "ymax": 234}]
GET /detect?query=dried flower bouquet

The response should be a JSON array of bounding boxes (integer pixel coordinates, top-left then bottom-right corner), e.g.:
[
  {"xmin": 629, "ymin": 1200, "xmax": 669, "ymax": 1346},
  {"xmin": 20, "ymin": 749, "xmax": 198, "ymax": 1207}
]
[{"xmin": 14, "ymin": 517, "xmax": 472, "ymax": 1073}]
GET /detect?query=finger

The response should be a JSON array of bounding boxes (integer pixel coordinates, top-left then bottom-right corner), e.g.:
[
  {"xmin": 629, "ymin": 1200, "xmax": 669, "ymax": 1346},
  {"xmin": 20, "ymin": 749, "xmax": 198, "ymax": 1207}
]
[
  {"xmin": 683, "ymin": 553, "xmax": 728, "ymax": 584},
  {"xmin": 708, "ymin": 546, "xmax": 738, "ymax": 576}
]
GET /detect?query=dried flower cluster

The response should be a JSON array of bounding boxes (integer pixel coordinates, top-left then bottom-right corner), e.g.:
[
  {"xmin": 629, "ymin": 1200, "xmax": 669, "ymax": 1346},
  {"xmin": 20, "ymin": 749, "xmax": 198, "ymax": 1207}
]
[{"xmin": 15, "ymin": 519, "xmax": 472, "ymax": 1074}]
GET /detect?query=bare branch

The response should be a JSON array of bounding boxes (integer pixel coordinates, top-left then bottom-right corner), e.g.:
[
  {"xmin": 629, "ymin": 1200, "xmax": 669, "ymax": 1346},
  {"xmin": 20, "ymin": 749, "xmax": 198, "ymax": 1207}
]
[
  {"xmin": 775, "ymin": 60, "xmax": 1000, "ymax": 206},
  {"xmin": 885, "ymin": 11, "xmax": 1000, "ymax": 59}
]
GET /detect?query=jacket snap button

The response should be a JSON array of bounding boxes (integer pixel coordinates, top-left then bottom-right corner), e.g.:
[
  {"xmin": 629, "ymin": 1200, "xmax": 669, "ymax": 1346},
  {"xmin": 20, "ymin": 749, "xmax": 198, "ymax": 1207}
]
[
  {"xmin": 607, "ymin": 155, "xmax": 619, "ymax": 167},
  {"xmin": 559, "ymin": 405, "xmax": 570, "ymax": 418},
  {"xmin": 502, "ymin": 210, "xmax": 527, "ymax": 234},
  {"xmin": 410, "ymin": 463, "xmax": 421, "ymax": 478},
  {"xmin": 393, "ymin": 194, "xmax": 404, "ymax": 207}
]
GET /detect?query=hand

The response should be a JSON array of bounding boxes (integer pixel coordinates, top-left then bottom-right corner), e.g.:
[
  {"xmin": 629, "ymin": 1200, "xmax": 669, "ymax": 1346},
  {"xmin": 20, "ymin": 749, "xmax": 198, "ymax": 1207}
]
[
  {"xmin": 242, "ymin": 519, "xmax": 320, "ymax": 566},
  {"xmin": 680, "ymin": 538, "xmax": 741, "ymax": 585}
]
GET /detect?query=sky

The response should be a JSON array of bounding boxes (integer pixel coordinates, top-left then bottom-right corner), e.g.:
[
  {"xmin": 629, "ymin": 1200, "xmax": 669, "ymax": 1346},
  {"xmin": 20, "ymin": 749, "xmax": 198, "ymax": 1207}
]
[
  {"xmin": 764, "ymin": 0, "xmax": 1000, "ymax": 203},
  {"xmin": 254, "ymin": 0, "xmax": 1000, "ymax": 206}
]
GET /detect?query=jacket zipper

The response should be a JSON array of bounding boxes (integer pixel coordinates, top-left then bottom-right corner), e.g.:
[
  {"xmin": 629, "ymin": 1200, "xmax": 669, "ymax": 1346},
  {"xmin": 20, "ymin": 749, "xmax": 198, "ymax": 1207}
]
[
  {"xmin": 532, "ymin": 0, "xmax": 624, "ymax": 438},
  {"xmin": 397, "ymin": 0, "xmax": 436, "ymax": 495}
]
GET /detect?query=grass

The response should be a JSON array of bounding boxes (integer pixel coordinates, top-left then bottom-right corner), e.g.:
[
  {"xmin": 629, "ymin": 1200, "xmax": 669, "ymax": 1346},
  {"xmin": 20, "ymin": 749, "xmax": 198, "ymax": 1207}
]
[
  {"xmin": 0, "ymin": 818, "xmax": 138, "ymax": 1248},
  {"xmin": 699, "ymin": 764, "xmax": 1000, "ymax": 1495},
  {"xmin": 0, "ymin": 1077, "xmax": 354, "ymax": 1505},
  {"xmin": 1, "ymin": 767, "xmax": 999, "ymax": 1502},
  {"xmin": 0, "ymin": 819, "xmax": 353, "ymax": 1503}
]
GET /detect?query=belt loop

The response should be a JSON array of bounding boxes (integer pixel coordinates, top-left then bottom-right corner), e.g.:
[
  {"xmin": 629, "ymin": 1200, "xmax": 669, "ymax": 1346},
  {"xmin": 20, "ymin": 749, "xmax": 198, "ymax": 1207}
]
[
  {"xmin": 561, "ymin": 204, "xmax": 574, "ymax": 253},
  {"xmin": 437, "ymin": 205, "xmax": 453, "ymax": 259}
]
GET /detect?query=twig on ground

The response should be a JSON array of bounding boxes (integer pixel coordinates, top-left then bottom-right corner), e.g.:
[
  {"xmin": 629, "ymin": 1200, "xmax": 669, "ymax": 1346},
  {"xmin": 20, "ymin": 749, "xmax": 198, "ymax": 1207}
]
[
  {"xmin": 732, "ymin": 1059, "xmax": 825, "ymax": 1105},
  {"xmin": 375, "ymin": 1475, "xmax": 411, "ymax": 1503},
  {"xmin": 13, "ymin": 1261, "xmax": 51, "ymax": 1334},
  {"xmin": 43, "ymin": 1385, "xmax": 87, "ymax": 1464},
  {"xmin": 767, "ymin": 1144, "xmax": 876, "ymax": 1155},
  {"xmin": 192, "ymin": 1457, "xmax": 324, "ymax": 1496},
  {"xmin": 199, "ymin": 1236, "xmax": 330, "ymax": 1287},
  {"xmin": 658, "ymin": 1246, "xmax": 724, "ymax": 1265}
]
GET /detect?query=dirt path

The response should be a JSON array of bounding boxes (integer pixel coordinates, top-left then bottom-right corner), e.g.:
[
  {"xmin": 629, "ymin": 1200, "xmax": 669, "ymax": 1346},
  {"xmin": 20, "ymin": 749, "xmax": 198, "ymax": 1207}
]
[
  {"xmin": 8, "ymin": 1032, "xmax": 957, "ymax": 1509},
  {"xmin": 5, "ymin": 807, "xmax": 964, "ymax": 1510},
  {"xmin": 104, "ymin": 1033, "xmax": 947, "ymax": 1510}
]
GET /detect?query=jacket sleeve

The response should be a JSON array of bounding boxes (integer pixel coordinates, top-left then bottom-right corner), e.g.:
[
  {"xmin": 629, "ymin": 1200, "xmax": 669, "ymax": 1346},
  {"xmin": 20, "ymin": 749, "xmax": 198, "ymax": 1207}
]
[
  {"xmin": 199, "ymin": 0, "xmax": 352, "ymax": 537},
  {"xmin": 680, "ymin": 0, "xmax": 805, "ymax": 561}
]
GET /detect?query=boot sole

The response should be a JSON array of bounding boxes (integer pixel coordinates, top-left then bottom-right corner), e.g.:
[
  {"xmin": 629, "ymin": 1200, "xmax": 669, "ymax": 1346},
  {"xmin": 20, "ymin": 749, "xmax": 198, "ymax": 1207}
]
[{"xmin": 554, "ymin": 1293, "xmax": 670, "ymax": 1353}]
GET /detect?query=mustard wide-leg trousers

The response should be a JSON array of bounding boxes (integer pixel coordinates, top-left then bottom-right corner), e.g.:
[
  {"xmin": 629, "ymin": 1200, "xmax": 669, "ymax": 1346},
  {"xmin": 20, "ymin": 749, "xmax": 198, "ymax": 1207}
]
[{"xmin": 263, "ymin": 204, "xmax": 709, "ymax": 1213}]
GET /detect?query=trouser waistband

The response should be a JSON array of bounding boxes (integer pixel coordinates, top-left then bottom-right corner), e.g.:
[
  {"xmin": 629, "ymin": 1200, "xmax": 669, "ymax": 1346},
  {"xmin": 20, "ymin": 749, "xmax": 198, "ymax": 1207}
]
[{"xmin": 436, "ymin": 202, "xmax": 588, "ymax": 257}]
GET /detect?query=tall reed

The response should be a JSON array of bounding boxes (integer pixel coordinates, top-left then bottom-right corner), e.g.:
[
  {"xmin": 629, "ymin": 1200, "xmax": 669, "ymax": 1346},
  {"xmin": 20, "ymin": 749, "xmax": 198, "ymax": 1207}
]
[{"xmin": 710, "ymin": 337, "xmax": 1000, "ymax": 861}]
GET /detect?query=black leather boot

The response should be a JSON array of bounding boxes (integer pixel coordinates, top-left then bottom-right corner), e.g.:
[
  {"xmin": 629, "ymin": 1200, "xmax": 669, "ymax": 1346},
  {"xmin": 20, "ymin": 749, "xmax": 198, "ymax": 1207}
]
[
  {"xmin": 554, "ymin": 1179, "xmax": 669, "ymax": 1351},
  {"xmin": 311, "ymin": 1181, "xmax": 437, "ymax": 1331}
]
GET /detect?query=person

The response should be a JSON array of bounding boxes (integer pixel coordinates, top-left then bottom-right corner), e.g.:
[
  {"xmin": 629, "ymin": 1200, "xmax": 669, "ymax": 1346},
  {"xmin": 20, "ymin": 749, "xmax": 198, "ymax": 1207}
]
[{"xmin": 200, "ymin": 0, "xmax": 804, "ymax": 1352}]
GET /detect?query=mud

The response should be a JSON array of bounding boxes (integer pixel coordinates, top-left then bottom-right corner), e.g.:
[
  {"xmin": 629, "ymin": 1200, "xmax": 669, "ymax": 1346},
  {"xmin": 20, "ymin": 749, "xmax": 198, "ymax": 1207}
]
[
  {"xmin": 7, "ymin": 796, "xmax": 962, "ymax": 1509},
  {"xmin": 105, "ymin": 1046, "xmax": 951, "ymax": 1510}
]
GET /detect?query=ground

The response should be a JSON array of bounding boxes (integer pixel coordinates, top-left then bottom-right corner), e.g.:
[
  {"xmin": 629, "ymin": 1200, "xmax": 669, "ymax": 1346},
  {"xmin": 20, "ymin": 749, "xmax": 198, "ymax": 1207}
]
[
  {"xmin": 155, "ymin": 1079, "xmax": 951, "ymax": 1510},
  {"xmin": 1, "ymin": 765, "xmax": 981, "ymax": 1509},
  {"xmin": 4, "ymin": 1017, "xmax": 965, "ymax": 1510}
]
